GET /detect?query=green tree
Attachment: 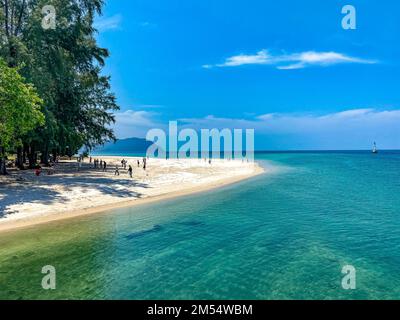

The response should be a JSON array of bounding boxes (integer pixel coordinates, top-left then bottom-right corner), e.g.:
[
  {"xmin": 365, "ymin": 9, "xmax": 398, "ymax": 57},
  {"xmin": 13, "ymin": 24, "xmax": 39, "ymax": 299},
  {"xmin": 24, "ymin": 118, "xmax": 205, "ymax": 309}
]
[
  {"xmin": 1, "ymin": 0, "xmax": 119, "ymax": 167},
  {"xmin": 0, "ymin": 58, "xmax": 44, "ymax": 174}
]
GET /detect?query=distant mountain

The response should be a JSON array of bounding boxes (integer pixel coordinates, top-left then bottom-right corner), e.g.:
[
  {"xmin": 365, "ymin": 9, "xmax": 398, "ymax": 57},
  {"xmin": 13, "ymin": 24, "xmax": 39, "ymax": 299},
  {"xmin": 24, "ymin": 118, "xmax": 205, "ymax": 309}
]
[{"xmin": 92, "ymin": 138, "xmax": 152, "ymax": 155}]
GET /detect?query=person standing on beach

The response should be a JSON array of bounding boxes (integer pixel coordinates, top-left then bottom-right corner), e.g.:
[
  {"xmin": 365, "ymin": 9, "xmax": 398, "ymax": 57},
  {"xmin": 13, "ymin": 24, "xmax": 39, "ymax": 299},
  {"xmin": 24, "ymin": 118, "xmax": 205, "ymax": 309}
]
[
  {"xmin": 103, "ymin": 161, "xmax": 107, "ymax": 172},
  {"xmin": 128, "ymin": 165, "xmax": 133, "ymax": 178},
  {"xmin": 137, "ymin": 160, "xmax": 140, "ymax": 167},
  {"xmin": 115, "ymin": 166, "xmax": 120, "ymax": 176},
  {"xmin": 143, "ymin": 158, "xmax": 147, "ymax": 170}
]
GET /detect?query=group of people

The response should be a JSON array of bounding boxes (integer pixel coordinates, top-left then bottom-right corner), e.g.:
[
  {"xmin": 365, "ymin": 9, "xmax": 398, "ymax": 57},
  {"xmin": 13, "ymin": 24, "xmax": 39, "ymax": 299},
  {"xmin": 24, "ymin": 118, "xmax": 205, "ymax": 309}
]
[
  {"xmin": 33, "ymin": 156, "xmax": 148, "ymax": 178},
  {"xmin": 88, "ymin": 157, "xmax": 149, "ymax": 179},
  {"xmin": 91, "ymin": 158, "xmax": 107, "ymax": 172},
  {"xmin": 116, "ymin": 159, "xmax": 132, "ymax": 177}
]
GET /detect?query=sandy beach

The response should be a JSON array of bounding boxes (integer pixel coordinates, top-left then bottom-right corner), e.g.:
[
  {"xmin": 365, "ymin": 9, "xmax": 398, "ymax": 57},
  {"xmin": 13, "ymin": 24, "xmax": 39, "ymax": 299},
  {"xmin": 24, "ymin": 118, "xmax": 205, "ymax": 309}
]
[{"xmin": 0, "ymin": 156, "xmax": 264, "ymax": 232}]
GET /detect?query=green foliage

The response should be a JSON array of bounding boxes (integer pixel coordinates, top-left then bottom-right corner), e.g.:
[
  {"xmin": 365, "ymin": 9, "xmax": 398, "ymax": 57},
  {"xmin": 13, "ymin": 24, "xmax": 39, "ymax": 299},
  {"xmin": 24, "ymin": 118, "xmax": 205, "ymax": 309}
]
[
  {"xmin": 0, "ymin": 58, "xmax": 44, "ymax": 148},
  {"xmin": 0, "ymin": 0, "xmax": 119, "ymax": 166}
]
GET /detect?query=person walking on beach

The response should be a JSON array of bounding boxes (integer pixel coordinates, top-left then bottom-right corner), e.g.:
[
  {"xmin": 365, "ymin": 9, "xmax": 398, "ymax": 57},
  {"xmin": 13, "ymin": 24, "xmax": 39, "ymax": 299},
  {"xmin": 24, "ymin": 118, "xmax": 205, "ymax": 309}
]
[
  {"xmin": 128, "ymin": 165, "xmax": 133, "ymax": 178},
  {"xmin": 103, "ymin": 161, "xmax": 107, "ymax": 172},
  {"xmin": 142, "ymin": 157, "xmax": 147, "ymax": 170},
  {"xmin": 137, "ymin": 160, "xmax": 140, "ymax": 167},
  {"xmin": 115, "ymin": 166, "xmax": 120, "ymax": 176}
]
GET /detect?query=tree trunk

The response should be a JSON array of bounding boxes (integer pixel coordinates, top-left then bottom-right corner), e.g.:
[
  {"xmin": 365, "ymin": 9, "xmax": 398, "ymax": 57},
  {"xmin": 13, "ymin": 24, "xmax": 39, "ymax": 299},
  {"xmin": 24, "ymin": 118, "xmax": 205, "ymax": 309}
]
[
  {"xmin": 23, "ymin": 144, "xmax": 28, "ymax": 164},
  {"xmin": 28, "ymin": 145, "xmax": 36, "ymax": 169},
  {"xmin": 52, "ymin": 148, "xmax": 58, "ymax": 162},
  {"xmin": 16, "ymin": 146, "xmax": 25, "ymax": 169},
  {"xmin": 41, "ymin": 144, "xmax": 50, "ymax": 166},
  {"xmin": 0, "ymin": 146, "xmax": 8, "ymax": 175}
]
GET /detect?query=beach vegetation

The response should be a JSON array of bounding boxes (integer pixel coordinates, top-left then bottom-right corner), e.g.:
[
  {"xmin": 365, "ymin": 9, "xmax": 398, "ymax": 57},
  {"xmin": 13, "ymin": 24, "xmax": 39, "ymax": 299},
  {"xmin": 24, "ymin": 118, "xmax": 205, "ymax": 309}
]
[
  {"xmin": 0, "ymin": 0, "xmax": 119, "ymax": 173},
  {"xmin": 0, "ymin": 58, "xmax": 44, "ymax": 174}
]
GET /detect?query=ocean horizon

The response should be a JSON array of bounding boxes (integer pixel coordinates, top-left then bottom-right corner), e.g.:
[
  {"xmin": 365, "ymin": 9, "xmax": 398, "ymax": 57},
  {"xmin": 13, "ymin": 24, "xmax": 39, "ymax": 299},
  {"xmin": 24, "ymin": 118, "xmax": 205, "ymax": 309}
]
[{"xmin": 91, "ymin": 149, "xmax": 400, "ymax": 158}]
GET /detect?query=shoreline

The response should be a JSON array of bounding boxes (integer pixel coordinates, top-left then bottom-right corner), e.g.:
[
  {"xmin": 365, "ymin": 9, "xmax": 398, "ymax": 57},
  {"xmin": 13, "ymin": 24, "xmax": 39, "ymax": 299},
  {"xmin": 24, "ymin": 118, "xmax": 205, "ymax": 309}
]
[{"xmin": 0, "ymin": 158, "xmax": 265, "ymax": 233}]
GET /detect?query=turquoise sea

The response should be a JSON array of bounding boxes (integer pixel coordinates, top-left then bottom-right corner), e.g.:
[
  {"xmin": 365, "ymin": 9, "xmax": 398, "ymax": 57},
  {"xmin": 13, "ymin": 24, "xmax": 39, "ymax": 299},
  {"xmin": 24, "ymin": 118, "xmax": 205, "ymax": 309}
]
[{"xmin": 0, "ymin": 151, "xmax": 399, "ymax": 299}]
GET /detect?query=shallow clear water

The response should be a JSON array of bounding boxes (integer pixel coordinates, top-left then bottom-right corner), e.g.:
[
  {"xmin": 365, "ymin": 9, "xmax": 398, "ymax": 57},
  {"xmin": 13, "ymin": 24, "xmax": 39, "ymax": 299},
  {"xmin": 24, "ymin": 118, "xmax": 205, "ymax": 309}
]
[{"xmin": 0, "ymin": 151, "xmax": 399, "ymax": 299}]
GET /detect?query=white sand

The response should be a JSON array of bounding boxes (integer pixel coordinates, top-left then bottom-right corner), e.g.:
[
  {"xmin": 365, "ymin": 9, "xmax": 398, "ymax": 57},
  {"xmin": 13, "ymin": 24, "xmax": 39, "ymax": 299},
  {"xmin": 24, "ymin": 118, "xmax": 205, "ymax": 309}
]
[{"xmin": 0, "ymin": 156, "xmax": 264, "ymax": 232}]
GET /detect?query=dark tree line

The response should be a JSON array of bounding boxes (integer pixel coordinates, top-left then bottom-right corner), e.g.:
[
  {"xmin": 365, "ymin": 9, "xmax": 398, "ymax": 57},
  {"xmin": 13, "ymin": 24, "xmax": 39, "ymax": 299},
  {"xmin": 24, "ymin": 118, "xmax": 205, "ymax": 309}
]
[{"xmin": 0, "ymin": 0, "xmax": 119, "ymax": 174}]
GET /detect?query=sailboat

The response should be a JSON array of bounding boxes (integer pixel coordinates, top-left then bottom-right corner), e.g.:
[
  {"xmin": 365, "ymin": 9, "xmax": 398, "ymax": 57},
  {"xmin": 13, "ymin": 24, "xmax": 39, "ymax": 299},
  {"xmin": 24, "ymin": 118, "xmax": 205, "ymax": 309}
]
[{"xmin": 372, "ymin": 142, "xmax": 378, "ymax": 154}]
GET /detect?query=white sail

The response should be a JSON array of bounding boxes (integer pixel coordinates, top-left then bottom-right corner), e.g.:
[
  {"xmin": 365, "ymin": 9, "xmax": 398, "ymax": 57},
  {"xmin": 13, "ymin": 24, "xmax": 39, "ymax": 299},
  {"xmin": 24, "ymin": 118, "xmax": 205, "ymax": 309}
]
[{"xmin": 372, "ymin": 142, "xmax": 378, "ymax": 153}]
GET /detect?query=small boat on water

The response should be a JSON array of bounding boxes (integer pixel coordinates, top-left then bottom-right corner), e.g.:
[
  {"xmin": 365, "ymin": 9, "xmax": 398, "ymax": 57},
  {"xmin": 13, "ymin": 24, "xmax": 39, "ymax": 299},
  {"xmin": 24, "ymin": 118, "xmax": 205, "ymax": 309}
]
[{"xmin": 372, "ymin": 142, "xmax": 378, "ymax": 154}]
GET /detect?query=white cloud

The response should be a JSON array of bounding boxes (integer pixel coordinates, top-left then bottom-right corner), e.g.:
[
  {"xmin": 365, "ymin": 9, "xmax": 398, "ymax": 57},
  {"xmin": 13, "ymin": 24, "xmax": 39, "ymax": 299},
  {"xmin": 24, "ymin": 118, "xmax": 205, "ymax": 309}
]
[
  {"xmin": 94, "ymin": 14, "xmax": 122, "ymax": 32},
  {"xmin": 113, "ymin": 110, "xmax": 162, "ymax": 139},
  {"xmin": 215, "ymin": 49, "xmax": 271, "ymax": 67},
  {"xmin": 112, "ymin": 108, "xmax": 400, "ymax": 149},
  {"xmin": 278, "ymin": 51, "xmax": 376, "ymax": 70},
  {"xmin": 204, "ymin": 50, "xmax": 377, "ymax": 70},
  {"xmin": 179, "ymin": 109, "xmax": 400, "ymax": 150}
]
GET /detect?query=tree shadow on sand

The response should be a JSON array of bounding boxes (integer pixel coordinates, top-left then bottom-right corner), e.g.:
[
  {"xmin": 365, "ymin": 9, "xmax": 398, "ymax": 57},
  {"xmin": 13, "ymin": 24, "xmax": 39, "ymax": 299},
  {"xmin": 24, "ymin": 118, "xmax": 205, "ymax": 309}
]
[{"xmin": 0, "ymin": 170, "xmax": 150, "ymax": 219}]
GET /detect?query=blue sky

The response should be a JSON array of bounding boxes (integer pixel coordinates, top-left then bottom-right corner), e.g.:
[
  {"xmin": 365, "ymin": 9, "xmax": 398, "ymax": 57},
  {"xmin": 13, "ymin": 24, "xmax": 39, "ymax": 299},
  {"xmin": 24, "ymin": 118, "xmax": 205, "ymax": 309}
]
[{"xmin": 95, "ymin": 0, "xmax": 400, "ymax": 150}]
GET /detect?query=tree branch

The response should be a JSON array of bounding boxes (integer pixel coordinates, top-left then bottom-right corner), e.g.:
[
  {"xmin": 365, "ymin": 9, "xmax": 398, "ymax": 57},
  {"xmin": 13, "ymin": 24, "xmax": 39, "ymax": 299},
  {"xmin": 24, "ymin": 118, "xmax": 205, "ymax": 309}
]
[
  {"xmin": 14, "ymin": 0, "xmax": 26, "ymax": 36},
  {"xmin": 4, "ymin": 0, "xmax": 9, "ymax": 37}
]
